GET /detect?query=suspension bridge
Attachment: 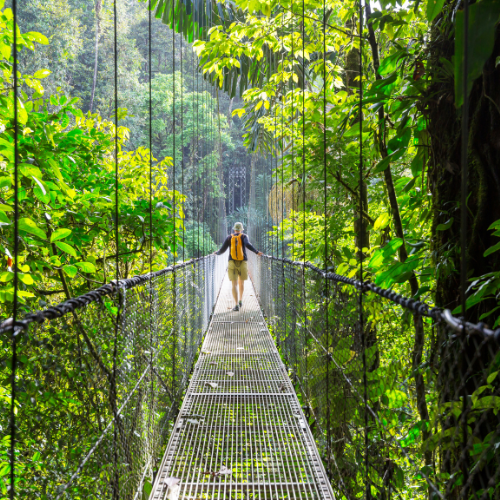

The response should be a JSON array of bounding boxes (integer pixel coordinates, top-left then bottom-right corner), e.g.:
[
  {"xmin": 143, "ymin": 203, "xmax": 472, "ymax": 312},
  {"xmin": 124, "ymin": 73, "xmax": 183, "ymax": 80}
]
[
  {"xmin": 3, "ymin": 0, "xmax": 500, "ymax": 498},
  {"xmin": 3, "ymin": 245, "xmax": 500, "ymax": 499}
]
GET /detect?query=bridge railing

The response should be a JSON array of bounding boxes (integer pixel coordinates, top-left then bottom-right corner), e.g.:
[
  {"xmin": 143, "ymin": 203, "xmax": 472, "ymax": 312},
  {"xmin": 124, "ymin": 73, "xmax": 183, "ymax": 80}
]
[
  {"xmin": 249, "ymin": 253, "xmax": 500, "ymax": 500},
  {"xmin": 1, "ymin": 253, "xmax": 227, "ymax": 500}
]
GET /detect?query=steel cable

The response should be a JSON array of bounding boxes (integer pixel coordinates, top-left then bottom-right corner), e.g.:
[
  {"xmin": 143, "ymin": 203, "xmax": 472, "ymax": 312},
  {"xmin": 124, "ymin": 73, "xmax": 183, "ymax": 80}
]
[
  {"xmin": 10, "ymin": 1, "xmax": 19, "ymax": 497},
  {"xmin": 112, "ymin": 1, "xmax": 120, "ymax": 495}
]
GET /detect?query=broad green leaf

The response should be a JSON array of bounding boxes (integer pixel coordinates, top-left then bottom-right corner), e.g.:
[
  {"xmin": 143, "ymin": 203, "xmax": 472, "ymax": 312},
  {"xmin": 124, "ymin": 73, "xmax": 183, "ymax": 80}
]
[
  {"xmin": 31, "ymin": 176, "xmax": 46, "ymax": 195},
  {"xmin": 55, "ymin": 241, "xmax": 77, "ymax": 257},
  {"xmin": 50, "ymin": 228, "xmax": 72, "ymax": 243},
  {"xmin": 34, "ymin": 187, "xmax": 51, "ymax": 204},
  {"xmin": 472, "ymin": 396, "xmax": 500, "ymax": 413},
  {"xmin": 488, "ymin": 219, "xmax": 500, "ymax": 231},
  {"xmin": 378, "ymin": 49, "xmax": 406, "ymax": 76},
  {"xmin": 367, "ymin": 73, "xmax": 398, "ymax": 98},
  {"xmin": 232, "ymin": 108, "xmax": 246, "ymax": 118},
  {"xmin": 24, "ymin": 31, "xmax": 49, "ymax": 45},
  {"xmin": 455, "ymin": 0, "xmax": 500, "ymax": 107},
  {"xmin": 368, "ymin": 238, "xmax": 403, "ymax": 269},
  {"xmin": 452, "ymin": 282, "xmax": 496, "ymax": 314},
  {"xmin": 426, "ymin": 0, "xmax": 445, "ymax": 22},
  {"xmin": 411, "ymin": 149, "xmax": 425, "ymax": 177},
  {"xmin": 19, "ymin": 274, "xmax": 34, "ymax": 285},
  {"xmin": 34, "ymin": 69, "xmax": 51, "ymax": 79},
  {"xmin": 343, "ymin": 122, "xmax": 371, "ymax": 140},
  {"xmin": 388, "ymin": 128, "xmax": 412, "ymax": 154},
  {"xmin": 63, "ymin": 265, "xmax": 78, "ymax": 278},
  {"xmin": 17, "ymin": 98, "xmax": 28, "ymax": 125},
  {"xmin": 484, "ymin": 241, "xmax": 500, "ymax": 257},
  {"xmin": 373, "ymin": 155, "xmax": 392, "ymax": 173},
  {"xmin": 436, "ymin": 218, "xmax": 454, "ymax": 231},
  {"xmin": 487, "ymin": 371, "xmax": 498, "ymax": 384},
  {"xmin": 375, "ymin": 258, "xmax": 419, "ymax": 287},
  {"xmin": 0, "ymin": 272, "xmax": 14, "ymax": 282},
  {"xmin": 76, "ymin": 262, "xmax": 96, "ymax": 273},
  {"xmin": 479, "ymin": 306, "xmax": 500, "ymax": 321},
  {"xmin": 18, "ymin": 218, "xmax": 47, "ymax": 240},
  {"xmin": 373, "ymin": 213, "xmax": 390, "ymax": 231}
]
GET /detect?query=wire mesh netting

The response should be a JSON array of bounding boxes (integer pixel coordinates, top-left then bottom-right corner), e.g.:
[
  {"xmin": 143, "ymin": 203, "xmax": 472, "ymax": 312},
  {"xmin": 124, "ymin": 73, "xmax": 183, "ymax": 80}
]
[
  {"xmin": 248, "ymin": 253, "xmax": 500, "ymax": 500},
  {"xmin": 150, "ymin": 276, "xmax": 335, "ymax": 500},
  {"xmin": 1, "ymin": 254, "xmax": 226, "ymax": 499}
]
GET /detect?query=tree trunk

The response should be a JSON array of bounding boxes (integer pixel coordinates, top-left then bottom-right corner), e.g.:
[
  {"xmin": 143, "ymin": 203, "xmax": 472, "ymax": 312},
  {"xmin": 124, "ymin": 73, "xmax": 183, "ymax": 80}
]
[
  {"xmin": 365, "ymin": 1, "xmax": 432, "ymax": 469},
  {"xmin": 428, "ymin": 14, "xmax": 500, "ymax": 321},
  {"xmin": 427, "ymin": 6, "xmax": 500, "ymax": 497}
]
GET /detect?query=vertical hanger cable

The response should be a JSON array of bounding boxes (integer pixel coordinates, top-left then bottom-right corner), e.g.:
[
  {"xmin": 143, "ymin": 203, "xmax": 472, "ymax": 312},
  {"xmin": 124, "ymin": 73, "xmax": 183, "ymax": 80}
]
[
  {"xmin": 10, "ymin": 1, "xmax": 19, "ymax": 497},
  {"xmin": 172, "ymin": 8, "xmax": 176, "ymax": 263},
  {"xmin": 196, "ymin": 25, "xmax": 200, "ymax": 258},
  {"xmin": 460, "ymin": 1, "xmax": 469, "ymax": 322},
  {"xmin": 280, "ymin": 4, "xmax": 286, "ymax": 348},
  {"xmin": 460, "ymin": 0, "xmax": 470, "ymax": 494},
  {"xmin": 323, "ymin": 0, "xmax": 331, "ymax": 476},
  {"xmin": 171, "ymin": 0, "xmax": 177, "ymax": 395},
  {"xmin": 148, "ymin": 1, "xmax": 153, "ymax": 273},
  {"xmin": 281, "ymin": 5, "xmax": 285, "ymax": 261},
  {"xmin": 112, "ymin": 0, "xmax": 120, "ymax": 496},
  {"xmin": 302, "ymin": 0, "xmax": 306, "ymax": 266},
  {"xmin": 291, "ymin": 17, "xmax": 295, "ymax": 262},
  {"xmin": 358, "ymin": 1, "xmax": 369, "ymax": 498},
  {"xmin": 181, "ymin": 11, "xmax": 185, "ymax": 262}
]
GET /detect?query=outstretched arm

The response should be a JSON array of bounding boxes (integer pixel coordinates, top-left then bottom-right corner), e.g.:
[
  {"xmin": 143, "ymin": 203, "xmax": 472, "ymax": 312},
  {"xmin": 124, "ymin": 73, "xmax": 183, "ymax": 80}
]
[
  {"xmin": 214, "ymin": 236, "xmax": 230, "ymax": 255},
  {"xmin": 244, "ymin": 236, "xmax": 263, "ymax": 256}
]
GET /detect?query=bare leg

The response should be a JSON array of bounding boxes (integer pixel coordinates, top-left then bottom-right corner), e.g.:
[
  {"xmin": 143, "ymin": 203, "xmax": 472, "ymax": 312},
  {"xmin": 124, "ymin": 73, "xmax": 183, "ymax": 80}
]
[
  {"xmin": 231, "ymin": 280, "xmax": 238, "ymax": 304},
  {"xmin": 238, "ymin": 278, "xmax": 244, "ymax": 302}
]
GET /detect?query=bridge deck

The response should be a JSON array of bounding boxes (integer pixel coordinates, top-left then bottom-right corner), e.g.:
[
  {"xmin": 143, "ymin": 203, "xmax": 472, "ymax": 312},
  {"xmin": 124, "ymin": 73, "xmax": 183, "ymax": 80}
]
[{"xmin": 150, "ymin": 275, "xmax": 334, "ymax": 499}]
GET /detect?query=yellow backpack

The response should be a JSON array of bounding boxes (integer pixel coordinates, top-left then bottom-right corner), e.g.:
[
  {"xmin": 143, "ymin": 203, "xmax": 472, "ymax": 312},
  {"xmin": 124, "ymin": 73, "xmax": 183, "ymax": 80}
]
[{"xmin": 230, "ymin": 233, "xmax": 245, "ymax": 261}]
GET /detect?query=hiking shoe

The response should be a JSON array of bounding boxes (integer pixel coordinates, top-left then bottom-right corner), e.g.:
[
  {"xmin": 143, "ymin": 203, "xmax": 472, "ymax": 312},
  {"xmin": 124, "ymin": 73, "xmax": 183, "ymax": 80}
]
[
  {"xmin": 239, "ymin": 300, "xmax": 242, "ymax": 308},
  {"xmin": 232, "ymin": 305, "xmax": 240, "ymax": 312}
]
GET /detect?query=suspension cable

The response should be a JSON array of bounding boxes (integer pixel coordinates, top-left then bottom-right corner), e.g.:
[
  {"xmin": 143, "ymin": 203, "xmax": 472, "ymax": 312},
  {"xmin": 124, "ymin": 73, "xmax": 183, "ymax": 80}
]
[
  {"xmin": 149, "ymin": 1, "xmax": 153, "ymax": 273},
  {"xmin": 147, "ymin": 0, "xmax": 154, "ymax": 482},
  {"xmin": 171, "ymin": 3, "xmax": 177, "ymax": 396},
  {"xmin": 460, "ymin": 0, "xmax": 470, "ymax": 493},
  {"xmin": 357, "ymin": 2, "xmax": 369, "ymax": 497},
  {"xmin": 460, "ymin": 1, "xmax": 469, "ymax": 321},
  {"xmin": 10, "ymin": 0, "xmax": 19, "ymax": 496},
  {"xmin": 181, "ymin": 12, "xmax": 185, "ymax": 262},
  {"xmin": 112, "ymin": 0, "xmax": 120, "ymax": 496},
  {"xmin": 322, "ymin": 0, "xmax": 331, "ymax": 477},
  {"xmin": 302, "ymin": 0, "xmax": 306, "ymax": 267},
  {"xmin": 280, "ymin": 3, "xmax": 286, "ymax": 348}
]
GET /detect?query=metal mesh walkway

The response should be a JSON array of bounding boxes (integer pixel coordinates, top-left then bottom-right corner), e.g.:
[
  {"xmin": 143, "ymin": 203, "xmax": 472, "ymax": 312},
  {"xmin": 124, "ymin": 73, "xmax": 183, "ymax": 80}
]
[{"xmin": 150, "ymin": 275, "xmax": 335, "ymax": 499}]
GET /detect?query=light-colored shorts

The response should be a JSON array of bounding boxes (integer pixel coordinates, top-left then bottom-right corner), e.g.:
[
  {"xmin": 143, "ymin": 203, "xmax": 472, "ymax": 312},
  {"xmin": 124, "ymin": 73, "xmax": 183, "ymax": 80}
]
[{"xmin": 228, "ymin": 260, "xmax": 248, "ymax": 281}]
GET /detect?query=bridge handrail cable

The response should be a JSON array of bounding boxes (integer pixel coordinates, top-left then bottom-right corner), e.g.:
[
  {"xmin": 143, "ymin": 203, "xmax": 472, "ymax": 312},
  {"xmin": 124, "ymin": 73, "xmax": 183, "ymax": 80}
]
[{"xmin": 261, "ymin": 254, "xmax": 500, "ymax": 342}]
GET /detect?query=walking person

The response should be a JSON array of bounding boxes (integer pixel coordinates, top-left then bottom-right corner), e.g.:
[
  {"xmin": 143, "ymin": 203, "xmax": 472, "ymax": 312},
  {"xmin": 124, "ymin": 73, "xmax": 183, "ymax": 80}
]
[{"xmin": 214, "ymin": 222, "xmax": 263, "ymax": 311}]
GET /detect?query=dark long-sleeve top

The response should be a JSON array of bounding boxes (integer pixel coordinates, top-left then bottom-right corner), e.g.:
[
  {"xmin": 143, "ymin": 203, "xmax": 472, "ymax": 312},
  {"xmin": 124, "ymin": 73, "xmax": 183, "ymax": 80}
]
[{"xmin": 216, "ymin": 233, "xmax": 259, "ymax": 261}]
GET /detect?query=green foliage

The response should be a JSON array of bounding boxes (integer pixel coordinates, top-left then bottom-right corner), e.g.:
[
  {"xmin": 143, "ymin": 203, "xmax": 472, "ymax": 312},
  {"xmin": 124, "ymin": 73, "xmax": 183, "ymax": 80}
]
[
  {"xmin": 0, "ymin": 6, "xmax": 182, "ymax": 317},
  {"xmin": 454, "ymin": 0, "xmax": 500, "ymax": 107},
  {"xmin": 182, "ymin": 220, "xmax": 217, "ymax": 258}
]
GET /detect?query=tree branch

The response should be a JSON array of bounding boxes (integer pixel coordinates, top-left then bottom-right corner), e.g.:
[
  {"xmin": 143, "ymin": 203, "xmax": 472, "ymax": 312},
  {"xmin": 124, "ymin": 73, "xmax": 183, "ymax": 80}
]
[
  {"xmin": 34, "ymin": 288, "xmax": 65, "ymax": 296},
  {"xmin": 333, "ymin": 172, "xmax": 375, "ymax": 225}
]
